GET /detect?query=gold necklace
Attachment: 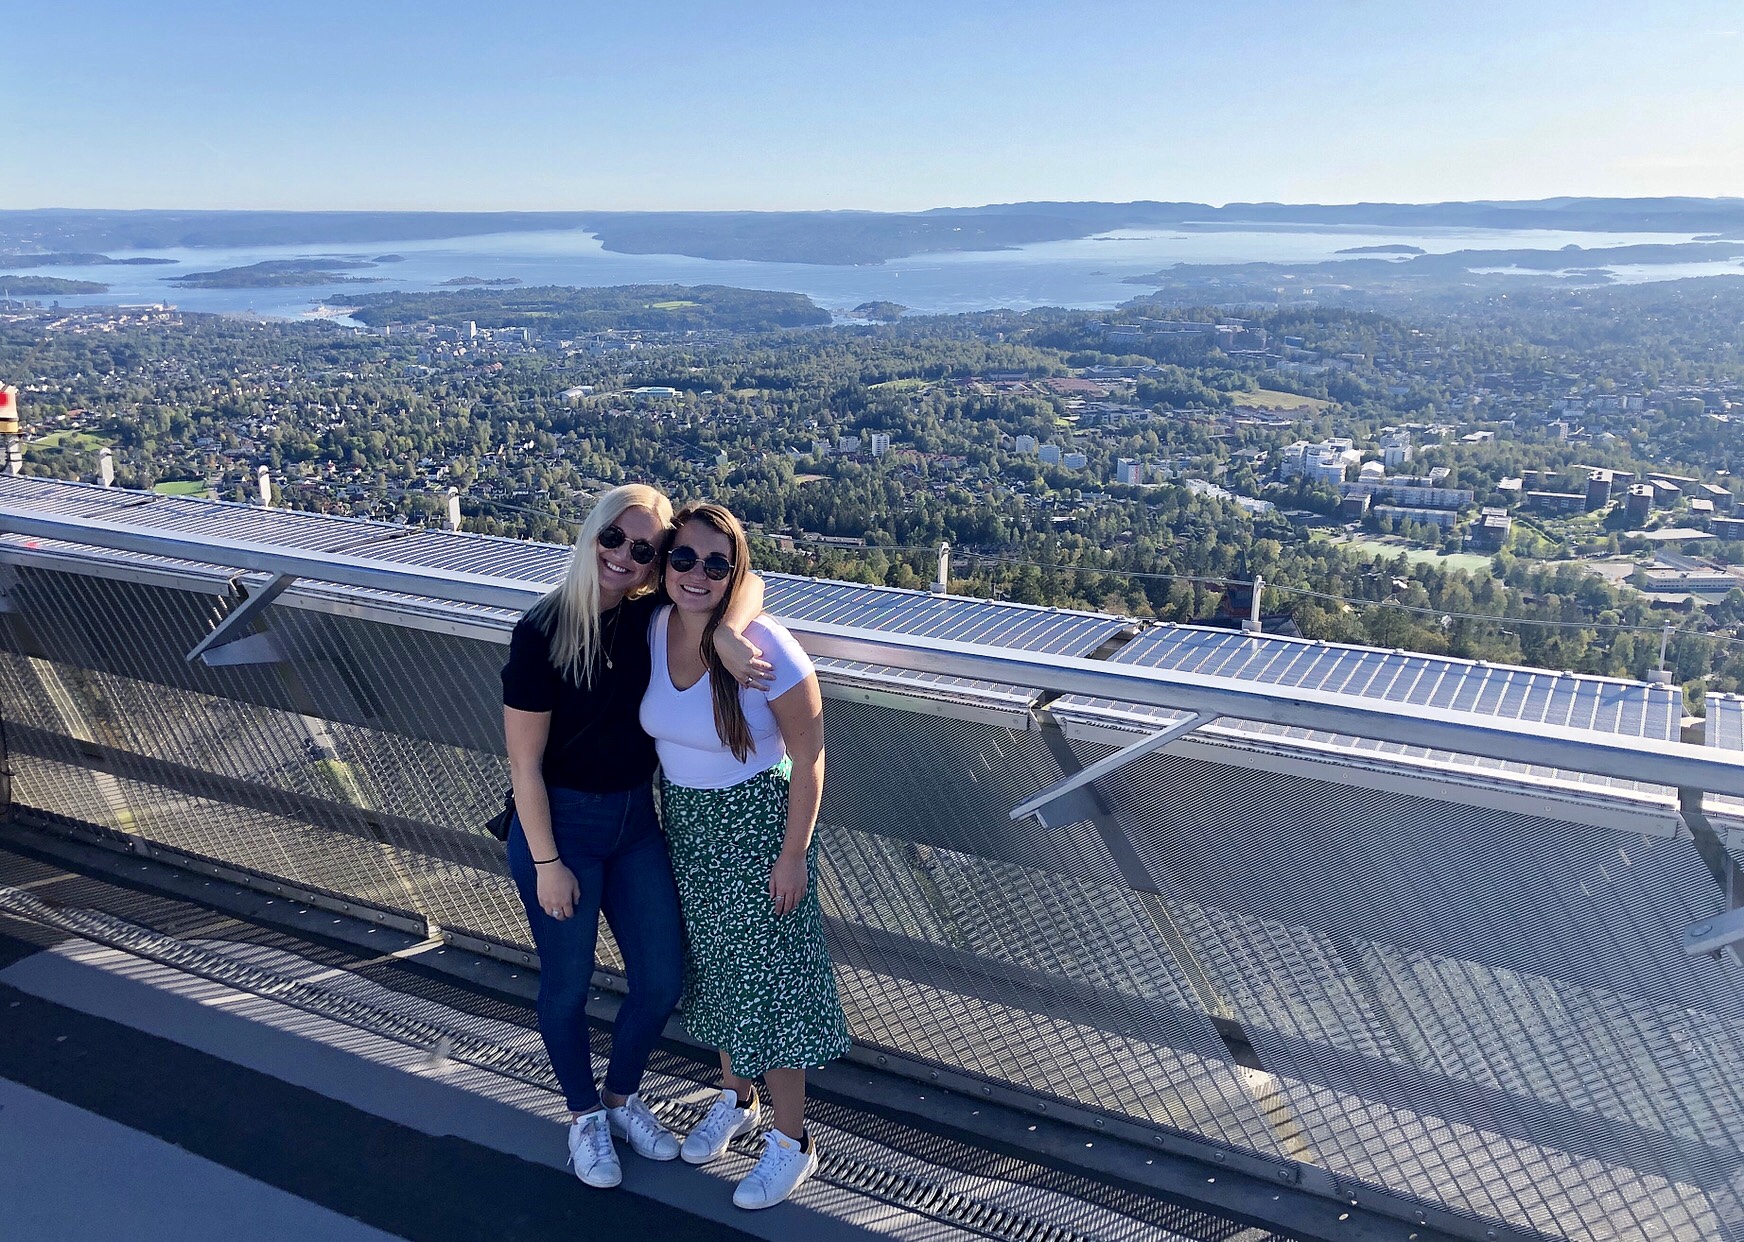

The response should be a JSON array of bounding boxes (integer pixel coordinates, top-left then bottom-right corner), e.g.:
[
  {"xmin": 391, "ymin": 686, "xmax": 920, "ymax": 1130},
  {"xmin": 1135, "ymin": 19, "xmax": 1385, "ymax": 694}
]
[{"xmin": 601, "ymin": 604, "xmax": 622, "ymax": 670}]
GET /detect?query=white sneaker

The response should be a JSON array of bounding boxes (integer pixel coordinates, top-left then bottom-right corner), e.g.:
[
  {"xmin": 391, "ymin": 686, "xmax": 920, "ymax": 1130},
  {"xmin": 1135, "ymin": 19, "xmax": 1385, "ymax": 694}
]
[
  {"xmin": 606, "ymin": 1093, "xmax": 681, "ymax": 1161},
  {"xmin": 682, "ymin": 1088, "xmax": 761, "ymax": 1166},
  {"xmin": 733, "ymin": 1129, "xmax": 817, "ymax": 1210},
  {"xmin": 567, "ymin": 1110, "xmax": 622, "ymax": 1188}
]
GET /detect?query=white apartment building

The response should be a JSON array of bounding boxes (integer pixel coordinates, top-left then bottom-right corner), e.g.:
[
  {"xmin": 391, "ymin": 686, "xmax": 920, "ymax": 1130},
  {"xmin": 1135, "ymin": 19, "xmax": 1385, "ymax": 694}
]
[
  {"xmin": 1380, "ymin": 431, "xmax": 1414, "ymax": 468},
  {"xmin": 1279, "ymin": 439, "xmax": 1360, "ymax": 487},
  {"xmin": 1343, "ymin": 481, "xmax": 1475, "ymax": 510}
]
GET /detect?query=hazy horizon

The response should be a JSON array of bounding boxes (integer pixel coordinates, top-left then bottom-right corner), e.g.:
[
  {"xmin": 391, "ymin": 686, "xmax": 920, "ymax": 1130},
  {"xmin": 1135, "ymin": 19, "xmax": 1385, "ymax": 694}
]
[{"xmin": 8, "ymin": 194, "xmax": 1744, "ymax": 217}]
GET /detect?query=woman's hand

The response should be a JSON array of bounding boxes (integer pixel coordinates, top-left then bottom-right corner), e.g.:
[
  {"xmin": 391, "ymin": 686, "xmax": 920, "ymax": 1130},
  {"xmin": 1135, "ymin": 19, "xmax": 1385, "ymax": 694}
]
[
  {"xmin": 715, "ymin": 625, "xmax": 775, "ymax": 692},
  {"xmin": 769, "ymin": 849, "xmax": 808, "ymax": 917},
  {"xmin": 536, "ymin": 860, "xmax": 581, "ymax": 921}
]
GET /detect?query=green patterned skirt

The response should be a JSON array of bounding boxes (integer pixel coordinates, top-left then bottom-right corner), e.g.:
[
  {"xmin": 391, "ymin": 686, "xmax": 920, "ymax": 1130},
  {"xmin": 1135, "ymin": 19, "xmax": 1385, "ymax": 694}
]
[{"xmin": 660, "ymin": 759, "xmax": 850, "ymax": 1079}]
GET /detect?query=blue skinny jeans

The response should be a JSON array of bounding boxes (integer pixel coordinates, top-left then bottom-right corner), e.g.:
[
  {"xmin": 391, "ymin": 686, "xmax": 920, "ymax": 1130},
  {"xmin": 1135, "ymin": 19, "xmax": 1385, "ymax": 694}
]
[{"xmin": 507, "ymin": 783, "xmax": 684, "ymax": 1113}]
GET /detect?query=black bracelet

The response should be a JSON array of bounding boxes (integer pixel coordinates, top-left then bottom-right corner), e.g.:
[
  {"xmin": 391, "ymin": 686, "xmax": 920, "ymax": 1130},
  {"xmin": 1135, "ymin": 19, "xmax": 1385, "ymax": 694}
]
[{"xmin": 533, "ymin": 856, "xmax": 561, "ymax": 866}]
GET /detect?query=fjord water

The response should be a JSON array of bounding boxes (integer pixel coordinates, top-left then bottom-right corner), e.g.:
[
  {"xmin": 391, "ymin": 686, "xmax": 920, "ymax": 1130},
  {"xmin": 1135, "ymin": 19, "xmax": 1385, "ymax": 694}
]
[{"xmin": 12, "ymin": 224, "xmax": 1732, "ymax": 321}]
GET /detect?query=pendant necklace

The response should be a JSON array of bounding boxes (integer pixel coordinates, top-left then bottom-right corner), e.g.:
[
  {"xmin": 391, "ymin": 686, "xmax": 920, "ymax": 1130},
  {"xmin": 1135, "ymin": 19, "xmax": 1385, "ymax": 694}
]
[{"xmin": 602, "ymin": 605, "xmax": 622, "ymax": 670}]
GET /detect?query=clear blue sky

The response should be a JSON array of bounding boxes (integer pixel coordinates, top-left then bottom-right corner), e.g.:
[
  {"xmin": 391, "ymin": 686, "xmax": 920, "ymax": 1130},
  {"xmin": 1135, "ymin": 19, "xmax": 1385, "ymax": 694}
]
[{"xmin": 7, "ymin": 0, "xmax": 1742, "ymax": 211}]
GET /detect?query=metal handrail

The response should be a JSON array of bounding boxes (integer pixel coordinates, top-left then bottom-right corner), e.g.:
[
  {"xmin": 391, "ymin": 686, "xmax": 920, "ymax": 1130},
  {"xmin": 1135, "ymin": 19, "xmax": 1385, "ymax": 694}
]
[{"xmin": 1, "ymin": 503, "xmax": 1737, "ymax": 799}]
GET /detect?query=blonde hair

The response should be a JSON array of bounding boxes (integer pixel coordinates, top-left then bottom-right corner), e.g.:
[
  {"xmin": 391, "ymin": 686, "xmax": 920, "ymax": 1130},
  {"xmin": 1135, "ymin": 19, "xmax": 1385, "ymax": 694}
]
[
  {"xmin": 668, "ymin": 503, "xmax": 755, "ymax": 761},
  {"xmin": 529, "ymin": 484, "xmax": 673, "ymax": 686}
]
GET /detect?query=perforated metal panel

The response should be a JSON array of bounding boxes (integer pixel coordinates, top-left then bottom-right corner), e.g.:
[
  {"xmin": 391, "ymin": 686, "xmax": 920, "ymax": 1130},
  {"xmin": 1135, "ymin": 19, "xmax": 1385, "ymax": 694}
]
[
  {"xmin": 765, "ymin": 575, "xmax": 1131, "ymax": 711},
  {"xmin": 1051, "ymin": 624, "xmax": 1685, "ymax": 812},
  {"xmin": 4, "ymin": 479, "xmax": 1743, "ymax": 1242},
  {"xmin": 1711, "ymin": 695, "xmax": 1744, "ymax": 754}
]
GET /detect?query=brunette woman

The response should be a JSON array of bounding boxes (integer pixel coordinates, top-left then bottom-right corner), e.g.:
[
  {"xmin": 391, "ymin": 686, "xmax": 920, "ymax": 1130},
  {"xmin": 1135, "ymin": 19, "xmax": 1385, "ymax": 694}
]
[{"xmin": 639, "ymin": 502, "xmax": 849, "ymax": 1210}]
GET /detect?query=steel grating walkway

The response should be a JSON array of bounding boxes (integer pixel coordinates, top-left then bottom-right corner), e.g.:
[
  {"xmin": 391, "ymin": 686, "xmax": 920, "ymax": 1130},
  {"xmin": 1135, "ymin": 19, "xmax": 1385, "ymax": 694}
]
[{"xmin": 0, "ymin": 824, "xmax": 1393, "ymax": 1242}]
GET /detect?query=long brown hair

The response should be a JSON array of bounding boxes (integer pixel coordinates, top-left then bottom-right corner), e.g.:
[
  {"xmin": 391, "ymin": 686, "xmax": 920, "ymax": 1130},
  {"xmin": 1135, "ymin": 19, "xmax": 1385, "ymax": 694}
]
[{"xmin": 668, "ymin": 503, "xmax": 755, "ymax": 761}]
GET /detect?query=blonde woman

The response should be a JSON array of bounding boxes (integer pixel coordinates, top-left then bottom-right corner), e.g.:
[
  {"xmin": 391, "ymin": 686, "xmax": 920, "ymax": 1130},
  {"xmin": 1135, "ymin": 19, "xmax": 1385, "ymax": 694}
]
[
  {"xmin": 639, "ymin": 502, "xmax": 849, "ymax": 1210},
  {"xmin": 502, "ymin": 484, "xmax": 770, "ymax": 1189}
]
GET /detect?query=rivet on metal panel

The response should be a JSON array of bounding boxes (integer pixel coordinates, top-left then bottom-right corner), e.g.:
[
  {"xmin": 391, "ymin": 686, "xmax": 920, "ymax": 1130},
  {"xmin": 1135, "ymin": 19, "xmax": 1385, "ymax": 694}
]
[
  {"xmin": 929, "ymin": 1070, "xmax": 938, "ymax": 1080},
  {"xmin": 877, "ymin": 1055, "xmax": 887, "ymax": 1065},
  {"xmin": 1037, "ymin": 1102, "xmax": 1046, "ymax": 1111},
  {"xmin": 1094, "ymin": 1118, "xmax": 1103, "ymax": 1127}
]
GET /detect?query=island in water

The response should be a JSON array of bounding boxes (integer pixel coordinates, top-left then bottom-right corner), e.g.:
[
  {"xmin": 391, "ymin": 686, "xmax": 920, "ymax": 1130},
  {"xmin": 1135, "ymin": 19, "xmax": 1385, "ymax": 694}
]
[
  {"xmin": 850, "ymin": 301, "xmax": 907, "ymax": 321},
  {"xmin": 328, "ymin": 283, "xmax": 831, "ymax": 334},
  {"xmin": 1, "ymin": 252, "xmax": 176, "ymax": 268},
  {"xmin": 1125, "ymin": 239, "xmax": 1744, "ymax": 299},
  {"xmin": 438, "ymin": 275, "xmax": 523, "ymax": 287},
  {"xmin": 1335, "ymin": 244, "xmax": 1426, "ymax": 255},
  {"xmin": 167, "ymin": 258, "xmax": 385, "ymax": 289},
  {"xmin": 0, "ymin": 275, "xmax": 111, "ymax": 295}
]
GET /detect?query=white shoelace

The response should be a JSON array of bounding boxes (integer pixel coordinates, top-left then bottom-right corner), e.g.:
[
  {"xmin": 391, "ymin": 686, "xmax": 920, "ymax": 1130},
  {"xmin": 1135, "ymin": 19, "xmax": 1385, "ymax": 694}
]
[
  {"xmin": 574, "ymin": 1113, "xmax": 614, "ymax": 1166},
  {"xmin": 693, "ymin": 1095, "xmax": 747, "ymax": 1148},
  {"xmin": 743, "ymin": 1131, "xmax": 802, "ymax": 1192},
  {"xmin": 620, "ymin": 1097, "xmax": 669, "ymax": 1147}
]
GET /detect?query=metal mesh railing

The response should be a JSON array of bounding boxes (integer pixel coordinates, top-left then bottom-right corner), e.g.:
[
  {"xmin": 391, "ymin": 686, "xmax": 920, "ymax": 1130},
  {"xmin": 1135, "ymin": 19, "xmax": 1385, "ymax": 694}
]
[{"xmin": 4, "ymin": 513, "xmax": 1744, "ymax": 1242}]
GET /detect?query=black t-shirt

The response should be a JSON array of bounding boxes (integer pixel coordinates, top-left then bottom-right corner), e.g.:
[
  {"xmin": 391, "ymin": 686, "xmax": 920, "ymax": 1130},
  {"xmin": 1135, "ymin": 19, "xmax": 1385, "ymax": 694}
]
[{"xmin": 500, "ymin": 593, "xmax": 661, "ymax": 793}]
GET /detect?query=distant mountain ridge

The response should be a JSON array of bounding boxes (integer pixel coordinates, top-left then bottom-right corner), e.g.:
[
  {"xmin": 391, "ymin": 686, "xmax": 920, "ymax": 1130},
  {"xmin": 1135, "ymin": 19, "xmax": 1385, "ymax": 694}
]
[{"xmin": 3, "ymin": 198, "xmax": 1743, "ymax": 267}]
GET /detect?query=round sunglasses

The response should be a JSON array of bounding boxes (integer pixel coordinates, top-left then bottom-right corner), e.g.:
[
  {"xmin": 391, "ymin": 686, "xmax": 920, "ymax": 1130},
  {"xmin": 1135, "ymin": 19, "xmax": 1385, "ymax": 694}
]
[
  {"xmin": 597, "ymin": 523, "xmax": 661, "ymax": 565},
  {"xmin": 667, "ymin": 546, "xmax": 735, "ymax": 581}
]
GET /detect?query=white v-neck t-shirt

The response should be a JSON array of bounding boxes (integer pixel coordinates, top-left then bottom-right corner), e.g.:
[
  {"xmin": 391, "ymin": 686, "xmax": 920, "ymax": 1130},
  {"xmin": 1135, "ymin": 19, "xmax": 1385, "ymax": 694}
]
[{"xmin": 640, "ymin": 606, "xmax": 815, "ymax": 790}]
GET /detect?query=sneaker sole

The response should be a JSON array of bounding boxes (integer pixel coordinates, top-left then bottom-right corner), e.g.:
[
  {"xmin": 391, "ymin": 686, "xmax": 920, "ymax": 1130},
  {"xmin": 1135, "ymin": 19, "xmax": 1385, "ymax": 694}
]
[
  {"xmin": 572, "ymin": 1165, "xmax": 623, "ymax": 1189},
  {"xmin": 609, "ymin": 1122, "xmax": 682, "ymax": 1161},
  {"xmin": 681, "ymin": 1115, "xmax": 759, "ymax": 1166},
  {"xmin": 733, "ymin": 1151, "xmax": 817, "ymax": 1210},
  {"xmin": 626, "ymin": 1144, "xmax": 681, "ymax": 1162}
]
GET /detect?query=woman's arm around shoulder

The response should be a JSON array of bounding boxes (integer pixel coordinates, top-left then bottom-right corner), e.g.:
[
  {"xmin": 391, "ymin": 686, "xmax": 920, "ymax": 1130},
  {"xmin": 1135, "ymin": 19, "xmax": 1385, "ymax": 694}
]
[{"xmin": 714, "ymin": 571, "xmax": 774, "ymax": 690}]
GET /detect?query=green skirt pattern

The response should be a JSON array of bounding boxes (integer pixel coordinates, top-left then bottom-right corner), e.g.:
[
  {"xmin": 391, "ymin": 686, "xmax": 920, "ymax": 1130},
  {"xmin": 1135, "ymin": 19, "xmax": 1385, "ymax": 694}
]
[{"xmin": 661, "ymin": 760, "xmax": 850, "ymax": 1079}]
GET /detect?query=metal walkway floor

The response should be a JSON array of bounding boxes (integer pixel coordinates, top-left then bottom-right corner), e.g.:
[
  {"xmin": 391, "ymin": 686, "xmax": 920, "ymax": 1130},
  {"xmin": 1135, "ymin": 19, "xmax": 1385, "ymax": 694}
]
[{"xmin": 0, "ymin": 825, "xmax": 1439, "ymax": 1242}]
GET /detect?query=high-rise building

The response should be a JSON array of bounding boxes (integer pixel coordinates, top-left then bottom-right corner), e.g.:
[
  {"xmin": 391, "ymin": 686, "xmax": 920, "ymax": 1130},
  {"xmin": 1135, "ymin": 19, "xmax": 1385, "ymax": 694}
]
[{"xmin": 870, "ymin": 432, "xmax": 891, "ymax": 457}]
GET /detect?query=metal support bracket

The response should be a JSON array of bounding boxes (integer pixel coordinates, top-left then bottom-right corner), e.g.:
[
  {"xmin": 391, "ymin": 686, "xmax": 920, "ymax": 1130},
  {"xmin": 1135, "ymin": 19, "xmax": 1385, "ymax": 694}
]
[
  {"xmin": 1677, "ymin": 785, "xmax": 1744, "ymax": 957},
  {"xmin": 186, "ymin": 573, "xmax": 295, "ymax": 666},
  {"xmin": 1684, "ymin": 906, "xmax": 1744, "ymax": 956},
  {"xmin": 1011, "ymin": 711, "xmax": 1217, "ymax": 826}
]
